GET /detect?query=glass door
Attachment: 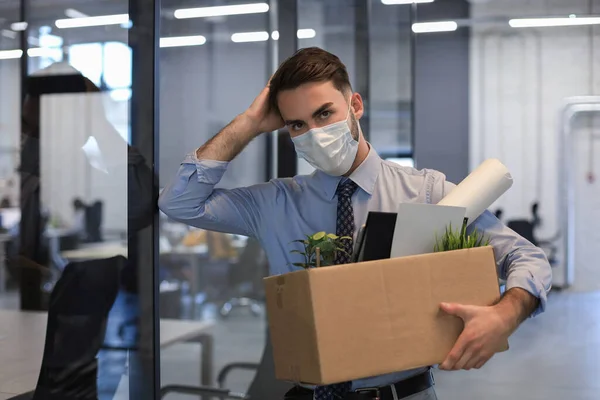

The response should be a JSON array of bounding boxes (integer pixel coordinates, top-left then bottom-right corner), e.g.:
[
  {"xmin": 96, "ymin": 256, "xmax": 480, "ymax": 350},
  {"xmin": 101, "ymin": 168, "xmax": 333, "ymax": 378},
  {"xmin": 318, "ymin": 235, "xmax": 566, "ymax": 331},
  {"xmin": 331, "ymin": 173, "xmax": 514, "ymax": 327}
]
[
  {"xmin": 158, "ymin": 0, "xmax": 273, "ymax": 397},
  {"xmin": 0, "ymin": 0, "xmax": 159, "ymax": 398}
]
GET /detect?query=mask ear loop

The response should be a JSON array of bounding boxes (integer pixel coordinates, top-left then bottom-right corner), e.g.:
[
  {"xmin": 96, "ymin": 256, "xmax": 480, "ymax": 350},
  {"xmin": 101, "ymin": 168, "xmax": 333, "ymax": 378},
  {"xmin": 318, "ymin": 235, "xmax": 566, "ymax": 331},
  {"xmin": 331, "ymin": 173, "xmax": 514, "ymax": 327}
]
[
  {"xmin": 346, "ymin": 97, "xmax": 353, "ymax": 121},
  {"xmin": 346, "ymin": 96, "xmax": 362, "ymax": 142}
]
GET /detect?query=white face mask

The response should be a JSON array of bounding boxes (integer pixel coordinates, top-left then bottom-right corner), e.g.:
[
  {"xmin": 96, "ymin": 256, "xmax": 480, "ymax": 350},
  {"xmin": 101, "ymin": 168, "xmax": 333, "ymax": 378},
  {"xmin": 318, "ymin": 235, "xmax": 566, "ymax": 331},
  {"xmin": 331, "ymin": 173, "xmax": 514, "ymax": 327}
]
[{"xmin": 291, "ymin": 102, "xmax": 359, "ymax": 176}]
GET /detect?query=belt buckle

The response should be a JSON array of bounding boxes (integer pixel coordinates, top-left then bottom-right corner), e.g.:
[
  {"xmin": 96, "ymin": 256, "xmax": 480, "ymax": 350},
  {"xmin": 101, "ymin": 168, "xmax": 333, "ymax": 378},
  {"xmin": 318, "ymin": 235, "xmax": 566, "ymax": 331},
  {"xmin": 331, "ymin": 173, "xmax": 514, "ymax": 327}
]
[{"xmin": 355, "ymin": 387, "xmax": 380, "ymax": 400}]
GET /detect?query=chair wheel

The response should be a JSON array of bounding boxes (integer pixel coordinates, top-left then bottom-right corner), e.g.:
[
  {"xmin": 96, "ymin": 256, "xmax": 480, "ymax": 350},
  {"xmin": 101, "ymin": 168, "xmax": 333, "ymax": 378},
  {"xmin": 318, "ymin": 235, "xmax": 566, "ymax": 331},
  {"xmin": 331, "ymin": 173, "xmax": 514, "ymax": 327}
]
[
  {"xmin": 250, "ymin": 304, "xmax": 262, "ymax": 317},
  {"xmin": 220, "ymin": 303, "xmax": 233, "ymax": 318}
]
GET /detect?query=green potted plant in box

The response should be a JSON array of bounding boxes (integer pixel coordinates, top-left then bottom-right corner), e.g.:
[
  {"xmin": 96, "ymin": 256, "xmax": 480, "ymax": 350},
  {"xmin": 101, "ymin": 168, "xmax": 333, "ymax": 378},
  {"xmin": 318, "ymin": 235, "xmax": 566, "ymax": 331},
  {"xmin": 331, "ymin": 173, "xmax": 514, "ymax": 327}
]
[
  {"xmin": 434, "ymin": 219, "xmax": 490, "ymax": 252},
  {"xmin": 290, "ymin": 231, "xmax": 352, "ymax": 269}
]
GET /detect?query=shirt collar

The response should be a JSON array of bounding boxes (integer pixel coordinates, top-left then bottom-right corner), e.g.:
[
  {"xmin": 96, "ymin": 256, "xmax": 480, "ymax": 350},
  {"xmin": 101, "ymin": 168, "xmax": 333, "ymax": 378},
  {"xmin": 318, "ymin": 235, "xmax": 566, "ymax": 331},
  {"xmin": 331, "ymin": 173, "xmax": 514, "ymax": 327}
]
[{"xmin": 316, "ymin": 144, "xmax": 382, "ymax": 201}]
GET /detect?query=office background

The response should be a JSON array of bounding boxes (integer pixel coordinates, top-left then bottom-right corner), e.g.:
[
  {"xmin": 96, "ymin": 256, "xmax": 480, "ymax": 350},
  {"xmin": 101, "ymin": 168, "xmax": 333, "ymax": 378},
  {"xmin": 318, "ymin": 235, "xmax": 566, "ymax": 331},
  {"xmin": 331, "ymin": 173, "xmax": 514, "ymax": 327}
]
[{"xmin": 0, "ymin": 0, "xmax": 599, "ymax": 399}]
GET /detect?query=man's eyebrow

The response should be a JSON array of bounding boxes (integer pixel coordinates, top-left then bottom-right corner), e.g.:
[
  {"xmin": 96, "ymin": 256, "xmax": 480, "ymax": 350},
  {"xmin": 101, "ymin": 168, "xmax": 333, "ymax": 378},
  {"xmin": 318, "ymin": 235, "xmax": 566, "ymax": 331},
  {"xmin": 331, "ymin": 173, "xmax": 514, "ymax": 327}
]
[
  {"xmin": 311, "ymin": 102, "xmax": 334, "ymax": 119},
  {"xmin": 284, "ymin": 102, "xmax": 334, "ymax": 126},
  {"xmin": 284, "ymin": 118, "xmax": 302, "ymax": 126}
]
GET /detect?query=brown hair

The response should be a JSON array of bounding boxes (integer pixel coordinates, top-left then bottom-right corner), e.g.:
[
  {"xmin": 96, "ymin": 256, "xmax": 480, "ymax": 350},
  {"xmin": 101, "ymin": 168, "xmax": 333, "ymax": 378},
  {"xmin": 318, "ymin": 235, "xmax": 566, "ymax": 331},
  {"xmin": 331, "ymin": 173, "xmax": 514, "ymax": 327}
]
[{"xmin": 268, "ymin": 47, "xmax": 352, "ymax": 113}]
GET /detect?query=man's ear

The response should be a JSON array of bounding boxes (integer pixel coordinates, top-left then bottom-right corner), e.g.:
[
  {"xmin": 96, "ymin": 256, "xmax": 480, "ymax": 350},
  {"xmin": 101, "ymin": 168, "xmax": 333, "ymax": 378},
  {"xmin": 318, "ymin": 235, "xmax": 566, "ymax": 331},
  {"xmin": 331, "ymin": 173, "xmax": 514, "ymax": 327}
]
[{"xmin": 351, "ymin": 93, "xmax": 365, "ymax": 119}]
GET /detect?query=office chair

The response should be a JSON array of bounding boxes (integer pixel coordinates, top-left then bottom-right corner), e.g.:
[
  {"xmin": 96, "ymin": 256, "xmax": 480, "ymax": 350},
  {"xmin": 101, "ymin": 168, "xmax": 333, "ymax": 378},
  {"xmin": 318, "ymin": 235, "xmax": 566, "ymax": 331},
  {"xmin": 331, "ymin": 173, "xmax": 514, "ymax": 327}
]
[
  {"xmin": 10, "ymin": 256, "xmax": 123, "ymax": 400},
  {"xmin": 219, "ymin": 238, "xmax": 266, "ymax": 318},
  {"xmin": 84, "ymin": 201, "xmax": 103, "ymax": 243},
  {"xmin": 496, "ymin": 202, "xmax": 558, "ymax": 265},
  {"xmin": 160, "ymin": 330, "xmax": 293, "ymax": 399}
]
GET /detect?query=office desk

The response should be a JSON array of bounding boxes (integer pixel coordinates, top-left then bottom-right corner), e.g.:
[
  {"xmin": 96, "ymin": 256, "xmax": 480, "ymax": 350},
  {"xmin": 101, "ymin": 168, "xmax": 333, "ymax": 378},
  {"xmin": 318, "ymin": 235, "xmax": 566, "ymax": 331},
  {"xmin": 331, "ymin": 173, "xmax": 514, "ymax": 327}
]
[
  {"xmin": 61, "ymin": 243, "xmax": 209, "ymax": 318},
  {"xmin": 61, "ymin": 241, "xmax": 128, "ymax": 260},
  {"xmin": 0, "ymin": 310, "xmax": 214, "ymax": 397}
]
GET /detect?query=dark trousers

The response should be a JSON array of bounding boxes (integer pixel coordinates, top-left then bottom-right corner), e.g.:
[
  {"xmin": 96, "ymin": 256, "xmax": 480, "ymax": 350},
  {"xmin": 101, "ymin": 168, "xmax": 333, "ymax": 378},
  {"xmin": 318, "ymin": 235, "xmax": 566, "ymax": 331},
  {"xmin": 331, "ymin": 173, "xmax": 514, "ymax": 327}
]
[{"xmin": 283, "ymin": 386, "xmax": 314, "ymax": 400}]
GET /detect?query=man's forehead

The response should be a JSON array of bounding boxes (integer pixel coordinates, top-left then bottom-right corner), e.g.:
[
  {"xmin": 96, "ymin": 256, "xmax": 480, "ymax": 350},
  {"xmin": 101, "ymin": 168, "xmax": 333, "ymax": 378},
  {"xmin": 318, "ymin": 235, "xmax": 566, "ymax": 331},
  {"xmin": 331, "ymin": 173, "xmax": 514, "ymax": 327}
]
[
  {"xmin": 279, "ymin": 80, "xmax": 339, "ymax": 98},
  {"xmin": 278, "ymin": 82, "xmax": 347, "ymax": 118}
]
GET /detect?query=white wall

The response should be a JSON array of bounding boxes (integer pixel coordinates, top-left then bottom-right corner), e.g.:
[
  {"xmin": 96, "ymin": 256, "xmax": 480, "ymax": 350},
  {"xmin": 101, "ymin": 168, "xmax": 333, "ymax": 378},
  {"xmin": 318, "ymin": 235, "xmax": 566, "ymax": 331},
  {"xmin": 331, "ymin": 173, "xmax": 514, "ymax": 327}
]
[{"xmin": 470, "ymin": 0, "xmax": 600, "ymax": 288}]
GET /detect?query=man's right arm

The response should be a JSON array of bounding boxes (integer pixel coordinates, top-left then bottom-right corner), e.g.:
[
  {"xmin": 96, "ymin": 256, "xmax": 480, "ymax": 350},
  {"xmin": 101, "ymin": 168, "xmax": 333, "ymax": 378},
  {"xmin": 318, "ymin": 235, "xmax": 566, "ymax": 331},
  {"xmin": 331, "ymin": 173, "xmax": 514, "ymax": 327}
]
[{"xmin": 158, "ymin": 84, "xmax": 285, "ymax": 237}]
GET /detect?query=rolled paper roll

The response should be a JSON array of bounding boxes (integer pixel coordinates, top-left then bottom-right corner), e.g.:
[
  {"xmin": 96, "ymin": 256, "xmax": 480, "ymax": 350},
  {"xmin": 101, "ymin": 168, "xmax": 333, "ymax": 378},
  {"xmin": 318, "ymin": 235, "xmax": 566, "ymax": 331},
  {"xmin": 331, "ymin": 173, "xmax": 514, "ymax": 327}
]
[{"xmin": 438, "ymin": 159, "xmax": 513, "ymax": 225}]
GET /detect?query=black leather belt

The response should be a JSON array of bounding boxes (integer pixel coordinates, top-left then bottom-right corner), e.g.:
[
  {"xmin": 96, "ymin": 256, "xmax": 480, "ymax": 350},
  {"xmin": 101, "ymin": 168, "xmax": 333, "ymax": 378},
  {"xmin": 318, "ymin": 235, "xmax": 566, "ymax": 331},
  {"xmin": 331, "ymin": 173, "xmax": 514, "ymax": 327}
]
[
  {"xmin": 344, "ymin": 370, "xmax": 434, "ymax": 400},
  {"xmin": 347, "ymin": 370, "xmax": 434, "ymax": 400},
  {"xmin": 285, "ymin": 370, "xmax": 434, "ymax": 400}
]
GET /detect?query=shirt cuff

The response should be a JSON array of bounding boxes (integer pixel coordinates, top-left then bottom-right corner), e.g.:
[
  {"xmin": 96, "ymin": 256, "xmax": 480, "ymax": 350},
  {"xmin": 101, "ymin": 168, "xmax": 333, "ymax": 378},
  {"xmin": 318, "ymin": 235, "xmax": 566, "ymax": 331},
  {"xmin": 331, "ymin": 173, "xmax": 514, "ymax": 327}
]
[
  {"xmin": 505, "ymin": 269, "xmax": 549, "ymax": 318},
  {"xmin": 183, "ymin": 152, "xmax": 229, "ymax": 184}
]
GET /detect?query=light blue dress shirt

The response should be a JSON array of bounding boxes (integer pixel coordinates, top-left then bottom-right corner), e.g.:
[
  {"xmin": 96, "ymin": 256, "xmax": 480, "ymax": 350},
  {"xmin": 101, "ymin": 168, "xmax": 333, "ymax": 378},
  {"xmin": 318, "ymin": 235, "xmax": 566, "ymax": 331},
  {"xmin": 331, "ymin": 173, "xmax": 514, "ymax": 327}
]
[{"xmin": 158, "ymin": 146, "xmax": 552, "ymax": 390}]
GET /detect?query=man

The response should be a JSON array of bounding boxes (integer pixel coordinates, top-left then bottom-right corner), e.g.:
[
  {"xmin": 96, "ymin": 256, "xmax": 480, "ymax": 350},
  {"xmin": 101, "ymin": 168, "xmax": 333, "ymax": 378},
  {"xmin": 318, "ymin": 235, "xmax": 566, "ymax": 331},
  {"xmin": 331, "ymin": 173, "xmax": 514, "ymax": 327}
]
[{"xmin": 158, "ymin": 47, "xmax": 552, "ymax": 400}]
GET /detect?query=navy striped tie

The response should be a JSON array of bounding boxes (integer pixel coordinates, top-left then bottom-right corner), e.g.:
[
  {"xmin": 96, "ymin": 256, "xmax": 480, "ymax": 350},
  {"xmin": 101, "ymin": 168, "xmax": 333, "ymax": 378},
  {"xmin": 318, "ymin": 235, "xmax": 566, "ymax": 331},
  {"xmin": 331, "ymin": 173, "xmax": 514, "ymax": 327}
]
[{"xmin": 314, "ymin": 179, "xmax": 358, "ymax": 399}]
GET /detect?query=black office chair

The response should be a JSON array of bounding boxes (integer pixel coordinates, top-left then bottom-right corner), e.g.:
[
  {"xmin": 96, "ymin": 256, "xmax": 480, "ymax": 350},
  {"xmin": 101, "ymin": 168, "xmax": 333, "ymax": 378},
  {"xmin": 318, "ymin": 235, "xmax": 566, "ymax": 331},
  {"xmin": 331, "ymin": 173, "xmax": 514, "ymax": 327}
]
[
  {"xmin": 496, "ymin": 202, "xmax": 558, "ymax": 265},
  {"xmin": 219, "ymin": 238, "xmax": 266, "ymax": 318},
  {"xmin": 10, "ymin": 256, "xmax": 124, "ymax": 400},
  {"xmin": 160, "ymin": 330, "xmax": 293, "ymax": 399},
  {"xmin": 84, "ymin": 201, "xmax": 103, "ymax": 243}
]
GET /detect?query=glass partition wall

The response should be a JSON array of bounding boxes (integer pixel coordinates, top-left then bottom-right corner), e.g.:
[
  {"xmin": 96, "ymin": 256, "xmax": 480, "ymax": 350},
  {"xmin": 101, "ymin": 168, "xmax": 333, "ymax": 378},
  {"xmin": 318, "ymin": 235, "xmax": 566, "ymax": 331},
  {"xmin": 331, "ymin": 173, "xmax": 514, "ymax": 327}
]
[
  {"xmin": 0, "ymin": 0, "xmax": 157, "ymax": 398},
  {"xmin": 157, "ymin": 1, "xmax": 273, "ymax": 396},
  {"xmin": 0, "ymin": 0, "xmax": 415, "ymax": 399}
]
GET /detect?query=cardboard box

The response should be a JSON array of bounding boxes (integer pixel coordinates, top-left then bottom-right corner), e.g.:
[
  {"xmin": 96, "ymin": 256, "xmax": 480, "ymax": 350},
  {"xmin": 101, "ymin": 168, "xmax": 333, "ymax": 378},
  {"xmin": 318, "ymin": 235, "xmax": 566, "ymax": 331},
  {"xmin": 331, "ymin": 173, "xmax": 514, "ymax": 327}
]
[{"xmin": 264, "ymin": 246, "xmax": 504, "ymax": 385}]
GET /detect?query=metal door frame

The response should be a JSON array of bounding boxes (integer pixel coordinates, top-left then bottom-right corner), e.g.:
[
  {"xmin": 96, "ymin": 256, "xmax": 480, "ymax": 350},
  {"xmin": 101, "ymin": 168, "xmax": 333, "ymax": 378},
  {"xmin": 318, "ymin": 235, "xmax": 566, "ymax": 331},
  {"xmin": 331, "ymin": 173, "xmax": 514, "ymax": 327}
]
[{"xmin": 558, "ymin": 96, "xmax": 600, "ymax": 288}]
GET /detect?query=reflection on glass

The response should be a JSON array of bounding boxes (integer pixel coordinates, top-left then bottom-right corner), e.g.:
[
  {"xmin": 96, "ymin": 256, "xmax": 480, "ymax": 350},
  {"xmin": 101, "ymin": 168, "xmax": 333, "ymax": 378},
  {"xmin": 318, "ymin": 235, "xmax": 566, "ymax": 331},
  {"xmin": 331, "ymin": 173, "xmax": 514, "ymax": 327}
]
[
  {"xmin": 158, "ymin": 0, "xmax": 270, "ymax": 397},
  {"xmin": 103, "ymin": 42, "xmax": 132, "ymax": 89},
  {"xmin": 10, "ymin": 67, "xmax": 148, "ymax": 399},
  {"xmin": 0, "ymin": 0, "xmax": 21, "ymax": 311},
  {"xmin": 69, "ymin": 43, "xmax": 103, "ymax": 86},
  {"xmin": 0, "ymin": 0, "xmax": 152, "ymax": 395}
]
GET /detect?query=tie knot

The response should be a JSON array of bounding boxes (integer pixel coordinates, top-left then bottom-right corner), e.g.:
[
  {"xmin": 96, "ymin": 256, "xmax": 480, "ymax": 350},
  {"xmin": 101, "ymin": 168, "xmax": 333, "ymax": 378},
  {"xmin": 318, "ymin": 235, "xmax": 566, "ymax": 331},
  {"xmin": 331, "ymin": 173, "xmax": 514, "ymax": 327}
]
[{"xmin": 336, "ymin": 180, "xmax": 358, "ymax": 198}]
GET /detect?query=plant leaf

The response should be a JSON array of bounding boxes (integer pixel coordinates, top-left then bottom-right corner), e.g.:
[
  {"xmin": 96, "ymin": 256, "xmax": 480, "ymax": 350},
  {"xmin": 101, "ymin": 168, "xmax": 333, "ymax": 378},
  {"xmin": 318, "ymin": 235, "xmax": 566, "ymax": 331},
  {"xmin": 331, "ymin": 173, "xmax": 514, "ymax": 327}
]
[
  {"xmin": 312, "ymin": 231, "xmax": 326, "ymax": 241},
  {"xmin": 317, "ymin": 241, "xmax": 335, "ymax": 252},
  {"xmin": 432, "ymin": 222, "xmax": 489, "ymax": 252}
]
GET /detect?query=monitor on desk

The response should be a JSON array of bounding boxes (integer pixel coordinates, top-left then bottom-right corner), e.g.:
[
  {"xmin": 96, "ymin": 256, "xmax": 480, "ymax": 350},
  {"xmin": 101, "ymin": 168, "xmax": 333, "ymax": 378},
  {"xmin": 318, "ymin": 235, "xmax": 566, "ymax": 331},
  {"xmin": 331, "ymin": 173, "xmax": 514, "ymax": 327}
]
[
  {"xmin": 0, "ymin": 208, "xmax": 20, "ymax": 230},
  {"xmin": 353, "ymin": 211, "xmax": 398, "ymax": 262}
]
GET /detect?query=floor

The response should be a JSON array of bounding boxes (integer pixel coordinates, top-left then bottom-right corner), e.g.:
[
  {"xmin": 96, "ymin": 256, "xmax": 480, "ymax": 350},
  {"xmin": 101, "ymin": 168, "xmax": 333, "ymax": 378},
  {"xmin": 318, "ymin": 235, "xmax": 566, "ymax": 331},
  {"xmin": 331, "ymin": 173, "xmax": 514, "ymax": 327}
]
[
  {"xmin": 1, "ymin": 289, "xmax": 599, "ymax": 399},
  {"xmin": 160, "ymin": 290, "xmax": 600, "ymax": 400},
  {"xmin": 434, "ymin": 290, "xmax": 600, "ymax": 400}
]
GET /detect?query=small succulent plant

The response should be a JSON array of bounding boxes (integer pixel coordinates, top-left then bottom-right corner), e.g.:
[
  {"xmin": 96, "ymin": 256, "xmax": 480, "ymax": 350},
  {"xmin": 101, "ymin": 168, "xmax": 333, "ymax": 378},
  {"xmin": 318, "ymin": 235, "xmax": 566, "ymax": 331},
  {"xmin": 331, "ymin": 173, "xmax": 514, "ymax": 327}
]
[{"xmin": 290, "ymin": 231, "xmax": 352, "ymax": 269}]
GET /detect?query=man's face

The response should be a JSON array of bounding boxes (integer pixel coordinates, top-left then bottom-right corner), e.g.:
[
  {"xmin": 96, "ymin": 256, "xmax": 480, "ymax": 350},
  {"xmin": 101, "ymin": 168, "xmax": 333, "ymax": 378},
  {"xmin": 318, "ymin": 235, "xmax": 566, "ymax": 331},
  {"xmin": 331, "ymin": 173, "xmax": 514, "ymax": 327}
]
[{"xmin": 277, "ymin": 81, "xmax": 363, "ymax": 139}]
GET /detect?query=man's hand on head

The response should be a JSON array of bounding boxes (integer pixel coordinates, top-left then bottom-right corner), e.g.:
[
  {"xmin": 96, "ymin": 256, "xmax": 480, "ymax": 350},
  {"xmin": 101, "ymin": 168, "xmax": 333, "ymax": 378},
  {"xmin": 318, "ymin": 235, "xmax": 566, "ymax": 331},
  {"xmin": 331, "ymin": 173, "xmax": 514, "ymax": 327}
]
[
  {"xmin": 438, "ymin": 288, "xmax": 538, "ymax": 371},
  {"xmin": 195, "ymin": 83, "xmax": 285, "ymax": 162},
  {"xmin": 243, "ymin": 84, "xmax": 285, "ymax": 135}
]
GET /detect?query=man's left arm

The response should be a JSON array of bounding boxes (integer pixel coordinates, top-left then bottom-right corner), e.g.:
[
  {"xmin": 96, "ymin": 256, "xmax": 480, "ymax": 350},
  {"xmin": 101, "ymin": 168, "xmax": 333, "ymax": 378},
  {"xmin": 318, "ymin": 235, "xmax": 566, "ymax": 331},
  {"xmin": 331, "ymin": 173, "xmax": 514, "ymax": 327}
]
[{"xmin": 435, "ymin": 180, "xmax": 552, "ymax": 371}]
